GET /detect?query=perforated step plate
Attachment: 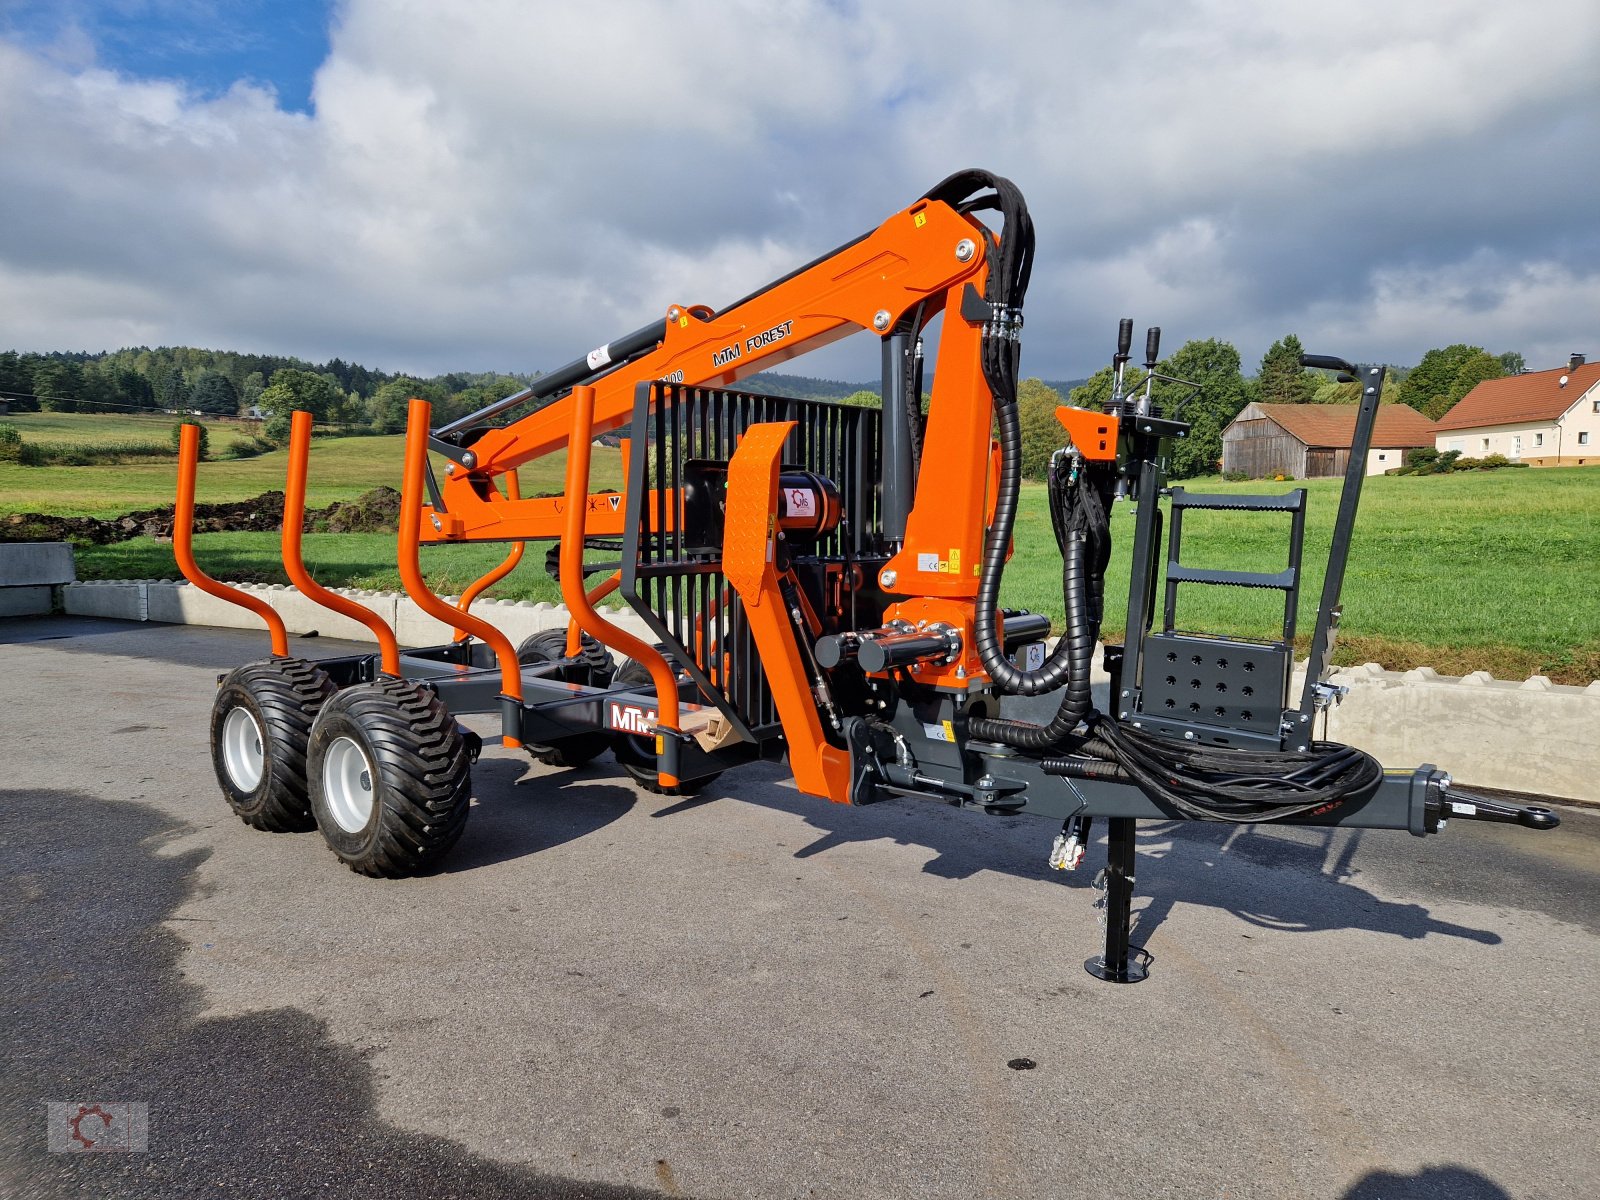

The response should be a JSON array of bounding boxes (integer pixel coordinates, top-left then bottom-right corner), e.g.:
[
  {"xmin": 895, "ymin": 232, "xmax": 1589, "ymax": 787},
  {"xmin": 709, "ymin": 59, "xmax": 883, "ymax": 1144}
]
[{"xmin": 1138, "ymin": 632, "xmax": 1289, "ymax": 738}]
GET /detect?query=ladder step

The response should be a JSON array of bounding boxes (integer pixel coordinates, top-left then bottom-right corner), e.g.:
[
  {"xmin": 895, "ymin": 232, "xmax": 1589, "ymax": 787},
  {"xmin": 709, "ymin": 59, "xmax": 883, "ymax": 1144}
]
[
  {"xmin": 1166, "ymin": 564, "xmax": 1297, "ymax": 590},
  {"xmin": 1169, "ymin": 488, "xmax": 1305, "ymax": 513}
]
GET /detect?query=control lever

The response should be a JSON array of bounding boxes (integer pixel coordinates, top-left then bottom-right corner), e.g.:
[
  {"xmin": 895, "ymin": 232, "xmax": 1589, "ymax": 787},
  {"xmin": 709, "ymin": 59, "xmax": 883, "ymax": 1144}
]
[
  {"xmin": 1115, "ymin": 318, "xmax": 1133, "ymax": 366},
  {"xmin": 1300, "ymin": 352, "xmax": 1357, "ymax": 382}
]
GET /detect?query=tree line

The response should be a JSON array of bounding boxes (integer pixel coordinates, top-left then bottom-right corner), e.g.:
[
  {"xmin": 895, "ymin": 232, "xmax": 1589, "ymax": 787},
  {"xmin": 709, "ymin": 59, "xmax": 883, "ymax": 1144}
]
[
  {"xmin": 1, "ymin": 333, "xmax": 1523, "ymax": 480},
  {"xmin": 0, "ymin": 346, "xmax": 536, "ymax": 435}
]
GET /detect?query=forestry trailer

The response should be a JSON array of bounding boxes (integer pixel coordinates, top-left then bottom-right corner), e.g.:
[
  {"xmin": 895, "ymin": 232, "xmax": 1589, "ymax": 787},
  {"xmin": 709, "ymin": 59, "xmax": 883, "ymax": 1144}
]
[{"xmin": 180, "ymin": 169, "xmax": 1557, "ymax": 982}]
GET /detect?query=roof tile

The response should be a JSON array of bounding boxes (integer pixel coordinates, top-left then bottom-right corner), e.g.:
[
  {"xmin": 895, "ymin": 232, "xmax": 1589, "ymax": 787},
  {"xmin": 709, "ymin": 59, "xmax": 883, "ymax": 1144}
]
[
  {"xmin": 1243, "ymin": 403, "xmax": 1437, "ymax": 448},
  {"xmin": 1432, "ymin": 361, "xmax": 1600, "ymax": 430}
]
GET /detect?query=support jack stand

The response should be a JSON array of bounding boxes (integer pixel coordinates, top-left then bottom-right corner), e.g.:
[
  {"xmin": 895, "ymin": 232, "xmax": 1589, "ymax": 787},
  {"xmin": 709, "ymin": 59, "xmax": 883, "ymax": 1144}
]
[{"xmin": 1085, "ymin": 817, "xmax": 1151, "ymax": 983}]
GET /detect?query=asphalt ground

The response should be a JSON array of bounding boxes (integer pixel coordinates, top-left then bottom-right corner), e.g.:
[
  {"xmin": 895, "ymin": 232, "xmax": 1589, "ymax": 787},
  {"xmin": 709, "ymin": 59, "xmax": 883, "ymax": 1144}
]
[{"xmin": 2, "ymin": 615, "xmax": 1596, "ymax": 1200}]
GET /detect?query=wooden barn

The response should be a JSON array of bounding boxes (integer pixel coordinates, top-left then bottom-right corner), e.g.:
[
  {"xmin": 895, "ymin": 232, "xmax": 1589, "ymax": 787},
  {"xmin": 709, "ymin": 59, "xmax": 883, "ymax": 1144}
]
[{"xmin": 1221, "ymin": 403, "xmax": 1437, "ymax": 478}]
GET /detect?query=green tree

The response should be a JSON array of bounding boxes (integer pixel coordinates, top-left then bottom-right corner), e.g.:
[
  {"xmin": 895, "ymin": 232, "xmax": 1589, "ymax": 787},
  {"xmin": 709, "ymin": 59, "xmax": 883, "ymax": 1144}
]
[
  {"xmin": 1498, "ymin": 350, "xmax": 1525, "ymax": 375},
  {"xmin": 839, "ymin": 389, "xmax": 881, "ymax": 409},
  {"xmin": 1156, "ymin": 339, "xmax": 1251, "ymax": 479},
  {"xmin": 241, "ymin": 371, "xmax": 266, "ymax": 411},
  {"xmin": 32, "ymin": 359, "xmax": 84, "ymax": 411},
  {"xmin": 258, "ymin": 368, "xmax": 344, "ymax": 422},
  {"xmin": 1397, "ymin": 344, "xmax": 1481, "ymax": 417},
  {"xmin": 368, "ymin": 377, "xmax": 438, "ymax": 432},
  {"xmin": 1067, "ymin": 365, "xmax": 1118, "ymax": 412},
  {"xmin": 1256, "ymin": 334, "xmax": 1318, "ymax": 405},
  {"xmin": 1016, "ymin": 378, "xmax": 1066, "ymax": 480},
  {"xmin": 262, "ymin": 410, "xmax": 293, "ymax": 446},
  {"xmin": 189, "ymin": 372, "xmax": 240, "ymax": 416},
  {"xmin": 0, "ymin": 351, "xmax": 37, "ymax": 410},
  {"xmin": 171, "ymin": 421, "xmax": 210, "ymax": 460},
  {"xmin": 1439, "ymin": 350, "xmax": 1506, "ymax": 416},
  {"xmin": 156, "ymin": 365, "xmax": 189, "ymax": 412}
]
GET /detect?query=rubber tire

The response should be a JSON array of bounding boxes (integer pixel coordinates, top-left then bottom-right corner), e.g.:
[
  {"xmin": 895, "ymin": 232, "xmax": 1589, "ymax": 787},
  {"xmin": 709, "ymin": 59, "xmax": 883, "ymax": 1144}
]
[
  {"xmin": 516, "ymin": 630, "xmax": 614, "ymax": 768},
  {"xmin": 306, "ymin": 677, "xmax": 472, "ymax": 877},
  {"xmin": 209, "ymin": 657, "xmax": 336, "ymax": 832},
  {"xmin": 610, "ymin": 658, "xmax": 721, "ymax": 796}
]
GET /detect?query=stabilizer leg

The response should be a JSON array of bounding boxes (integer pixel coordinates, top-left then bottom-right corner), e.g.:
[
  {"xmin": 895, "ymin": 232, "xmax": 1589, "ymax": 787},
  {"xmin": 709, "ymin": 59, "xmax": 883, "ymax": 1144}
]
[{"xmin": 1086, "ymin": 817, "xmax": 1150, "ymax": 983}]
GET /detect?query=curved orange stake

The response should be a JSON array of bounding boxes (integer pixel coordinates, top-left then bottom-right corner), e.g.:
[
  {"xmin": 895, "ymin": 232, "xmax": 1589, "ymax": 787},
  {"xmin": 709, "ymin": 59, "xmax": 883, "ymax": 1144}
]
[
  {"xmin": 565, "ymin": 570, "xmax": 621, "ymax": 656},
  {"xmin": 284, "ymin": 410, "xmax": 401, "ymax": 676},
  {"xmin": 452, "ymin": 472, "xmax": 525, "ymax": 642},
  {"xmin": 398, "ymin": 398, "xmax": 523, "ymax": 746},
  {"xmin": 559, "ymin": 385, "xmax": 681, "ymax": 784},
  {"xmin": 173, "ymin": 423, "xmax": 289, "ymax": 656}
]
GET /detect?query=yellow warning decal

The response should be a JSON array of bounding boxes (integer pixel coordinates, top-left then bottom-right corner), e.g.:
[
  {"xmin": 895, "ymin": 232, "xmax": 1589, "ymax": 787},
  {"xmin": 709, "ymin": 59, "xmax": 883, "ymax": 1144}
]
[
  {"xmin": 949, "ymin": 548, "xmax": 960, "ymax": 574},
  {"xmin": 677, "ymin": 314, "xmax": 689, "ymax": 328},
  {"xmin": 655, "ymin": 735, "xmax": 665, "ymax": 754}
]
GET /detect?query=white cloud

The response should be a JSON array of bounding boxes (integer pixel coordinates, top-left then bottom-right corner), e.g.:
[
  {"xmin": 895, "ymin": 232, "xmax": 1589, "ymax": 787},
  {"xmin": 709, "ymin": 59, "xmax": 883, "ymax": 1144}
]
[{"xmin": 0, "ymin": 0, "xmax": 1596, "ymax": 378}]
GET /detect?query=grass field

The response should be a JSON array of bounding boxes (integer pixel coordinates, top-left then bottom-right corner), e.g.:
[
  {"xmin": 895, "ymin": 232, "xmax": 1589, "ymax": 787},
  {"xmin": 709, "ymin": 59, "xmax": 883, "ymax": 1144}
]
[
  {"xmin": 0, "ymin": 427, "xmax": 622, "ymax": 517},
  {"xmin": 7, "ymin": 416, "xmax": 1596, "ymax": 681},
  {"xmin": 2, "ymin": 410, "xmax": 251, "ymax": 445}
]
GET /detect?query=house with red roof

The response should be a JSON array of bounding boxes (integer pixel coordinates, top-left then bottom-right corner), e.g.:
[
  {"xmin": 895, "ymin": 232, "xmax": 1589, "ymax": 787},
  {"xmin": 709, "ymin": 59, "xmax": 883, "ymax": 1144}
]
[
  {"xmin": 1221, "ymin": 403, "xmax": 1438, "ymax": 478},
  {"xmin": 1434, "ymin": 355, "xmax": 1600, "ymax": 467}
]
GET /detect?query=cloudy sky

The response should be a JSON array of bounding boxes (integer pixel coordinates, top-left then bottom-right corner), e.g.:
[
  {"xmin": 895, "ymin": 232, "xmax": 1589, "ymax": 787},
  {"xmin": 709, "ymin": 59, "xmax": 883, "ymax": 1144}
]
[{"xmin": 1, "ymin": 0, "xmax": 1596, "ymax": 383}]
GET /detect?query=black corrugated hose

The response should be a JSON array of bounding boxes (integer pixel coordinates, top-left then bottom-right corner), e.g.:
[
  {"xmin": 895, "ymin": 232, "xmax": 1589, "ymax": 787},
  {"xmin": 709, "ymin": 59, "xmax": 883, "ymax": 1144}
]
[
  {"xmin": 930, "ymin": 171, "xmax": 1385, "ymax": 818},
  {"xmin": 1047, "ymin": 720, "xmax": 1384, "ymax": 823}
]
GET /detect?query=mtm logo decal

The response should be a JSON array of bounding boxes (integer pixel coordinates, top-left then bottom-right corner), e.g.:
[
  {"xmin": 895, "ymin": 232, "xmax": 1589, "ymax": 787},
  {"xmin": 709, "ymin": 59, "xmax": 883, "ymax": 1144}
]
[{"xmin": 606, "ymin": 701, "xmax": 658, "ymax": 734}]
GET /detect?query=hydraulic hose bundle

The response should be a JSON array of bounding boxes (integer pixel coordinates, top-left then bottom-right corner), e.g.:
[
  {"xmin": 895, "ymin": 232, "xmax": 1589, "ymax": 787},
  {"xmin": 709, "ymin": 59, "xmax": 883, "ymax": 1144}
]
[
  {"xmin": 937, "ymin": 170, "xmax": 1385, "ymax": 820},
  {"xmin": 1046, "ymin": 721, "xmax": 1385, "ymax": 824},
  {"xmin": 929, "ymin": 170, "xmax": 1109, "ymax": 748}
]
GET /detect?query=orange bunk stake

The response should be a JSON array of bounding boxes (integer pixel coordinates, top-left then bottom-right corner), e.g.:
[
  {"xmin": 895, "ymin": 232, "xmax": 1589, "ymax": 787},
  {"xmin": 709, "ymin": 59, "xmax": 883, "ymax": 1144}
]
[
  {"xmin": 397, "ymin": 398, "xmax": 524, "ymax": 747},
  {"xmin": 452, "ymin": 472, "xmax": 526, "ymax": 643},
  {"xmin": 283, "ymin": 410, "xmax": 402, "ymax": 676},
  {"xmin": 559, "ymin": 384, "xmax": 683, "ymax": 786},
  {"xmin": 565, "ymin": 570, "xmax": 621, "ymax": 657},
  {"xmin": 173, "ymin": 422, "xmax": 289, "ymax": 657}
]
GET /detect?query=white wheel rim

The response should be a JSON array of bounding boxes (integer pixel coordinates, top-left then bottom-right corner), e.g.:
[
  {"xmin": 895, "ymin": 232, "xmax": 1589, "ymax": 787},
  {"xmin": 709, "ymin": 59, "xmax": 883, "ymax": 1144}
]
[
  {"xmin": 323, "ymin": 736, "xmax": 376, "ymax": 833},
  {"xmin": 221, "ymin": 706, "xmax": 265, "ymax": 792}
]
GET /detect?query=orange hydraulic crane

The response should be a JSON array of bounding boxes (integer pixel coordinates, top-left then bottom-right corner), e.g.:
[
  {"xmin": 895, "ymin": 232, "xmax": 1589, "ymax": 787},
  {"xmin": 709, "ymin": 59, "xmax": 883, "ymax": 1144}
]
[{"xmin": 178, "ymin": 169, "xmax": 1557, "ymax": 981}]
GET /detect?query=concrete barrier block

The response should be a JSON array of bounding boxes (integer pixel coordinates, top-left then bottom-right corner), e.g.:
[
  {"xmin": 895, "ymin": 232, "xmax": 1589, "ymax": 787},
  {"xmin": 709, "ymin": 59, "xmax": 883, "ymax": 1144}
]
[
  {"xmin": 149, "ymin": 582, "xmax": 267, "ymax": 631},
  {"xmin": 264, "ymin": 587, "xmax": 399, "ymax": 643},
  {"xmin": 0, "ymin": 541, "xmax": 75, "ymax": 586},
  {"xmin": 62, "ymin": 581, "xmax": 134, "ymax": 619},
  {"xmin": 0, "ymin": 585, "xmax": 53, "ymax": 616},
  {"xmin": 1327, "ymin": 668, "xmax": 1598, "ymax": 804}
]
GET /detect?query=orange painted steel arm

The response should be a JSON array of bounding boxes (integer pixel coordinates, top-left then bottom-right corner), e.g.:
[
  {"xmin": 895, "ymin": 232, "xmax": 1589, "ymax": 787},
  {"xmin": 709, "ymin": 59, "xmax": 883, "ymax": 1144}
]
[
  {"xmin": 720, "ymin": 421, "xmax": 850, "ymax": 802},
  {"xmin": 398, "ymin": 399, "xmax": 523, "ymax": 745},
  {"xmin": 283, "ymin": 410, "xmax": 402, "ymax": 676},
  {"xmin": 559, "ymin": 385, "xmax": 682, "ymax": 784},
  {"xmin": 452, "ymin": 472, "xmax": 525, "ymax": 642},
  {"xmin": 173, "ymin": 422, "xmax": 289, "ymax": 656},
  {"xmin": 565, "ymin": 570, "xmax": 621, "ymax": 656},
  {"xmin": 426, "ymin": 195, "xmax": 991, "ymax": 545}
]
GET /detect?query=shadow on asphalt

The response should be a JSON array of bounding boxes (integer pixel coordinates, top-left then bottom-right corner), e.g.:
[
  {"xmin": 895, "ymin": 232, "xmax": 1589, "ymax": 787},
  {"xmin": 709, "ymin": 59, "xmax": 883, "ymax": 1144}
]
[
  {"xmin": 444, "ymin": 756, "xmax": 641, "ymax": 874},
  {"xmin": 694, "ymin": 765, "xmax": 1506, "ymax": 952},
  {"xmin": 0, "ymin": 786, "xmax": 680, "ymax": 1200},
  {"xmin": 1341, "ymin": 1164, "xmax": 1512, "ymax": 1198}
]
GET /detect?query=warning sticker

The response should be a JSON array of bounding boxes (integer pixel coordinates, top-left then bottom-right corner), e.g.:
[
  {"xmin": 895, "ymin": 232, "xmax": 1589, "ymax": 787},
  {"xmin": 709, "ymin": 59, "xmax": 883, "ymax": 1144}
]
[
  {"xmin": 921, "ymin": 720, "xmax": 955, "ymax": 743},
  {"xmin": 586, "ymin": 344, "xmax": 612, "ymax": 371}
]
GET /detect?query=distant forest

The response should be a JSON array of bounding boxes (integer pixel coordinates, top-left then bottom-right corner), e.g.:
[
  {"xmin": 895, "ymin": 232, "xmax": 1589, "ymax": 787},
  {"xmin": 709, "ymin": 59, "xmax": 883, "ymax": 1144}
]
[
  {"xmin": 0, "ymin": 341, "xmax": 1088, "ymax": 430},
  {"xmin": 0, "ymin": 337, "xmax": 1523, "ymax": 473}
]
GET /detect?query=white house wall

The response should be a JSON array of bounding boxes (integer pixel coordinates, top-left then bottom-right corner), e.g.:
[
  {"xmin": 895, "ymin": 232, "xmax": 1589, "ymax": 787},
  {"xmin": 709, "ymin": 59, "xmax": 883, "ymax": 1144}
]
[{"xmin": 1435, "ymin": 380, "xmax": 1600, "ymax": 466}]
